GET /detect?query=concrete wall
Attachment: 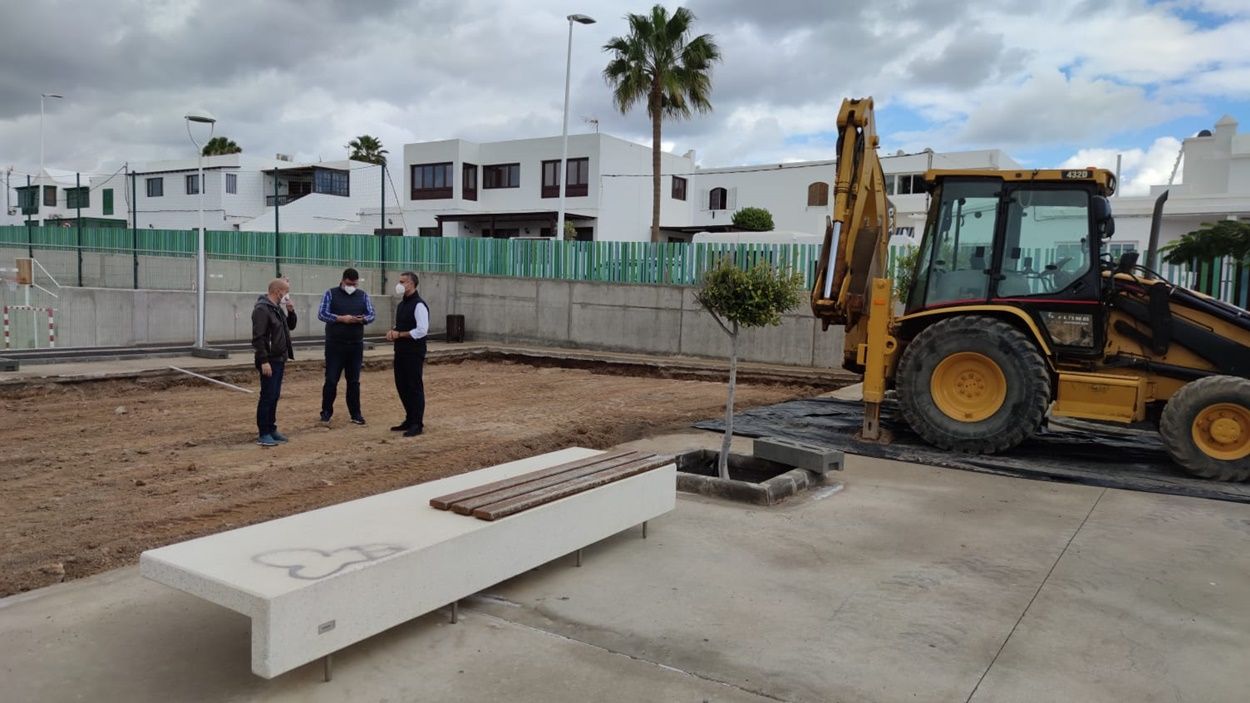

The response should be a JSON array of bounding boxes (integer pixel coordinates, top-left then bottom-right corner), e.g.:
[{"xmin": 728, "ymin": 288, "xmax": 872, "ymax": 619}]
[
  {"xmin": 0, "ymin": 265, "xmax": 844, "ymax": 369},
  {"xmin": 0, "ymin": 283, "xmax": 396, "ymax": 350},
  {"xmin": 422, "ymin": 272, "xmax": 845, "ymax": 368}
]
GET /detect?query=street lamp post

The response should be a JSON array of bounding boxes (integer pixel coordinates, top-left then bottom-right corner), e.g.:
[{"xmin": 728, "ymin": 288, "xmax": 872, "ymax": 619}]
[
  {"xmin": 40, "ymin": 93, "xmax": 63, "ymax": 208},
  {"xmin": 185, "ymin": 109, "xmax": 220, "ymax": 356},
  {"xmin": 555, "ymin": 13, "xmax": 596, "ymax": 274}
]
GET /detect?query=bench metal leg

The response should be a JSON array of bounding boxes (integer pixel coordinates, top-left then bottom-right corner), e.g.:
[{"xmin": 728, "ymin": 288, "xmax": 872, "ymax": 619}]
[
  {"xmin": 450, "ymin": 600, "xmax": 459, "ymax": 624},
  {"xmin": 575, "ymin": 549, "xmax": 583, "ymax": 567},
  {"xmin": 642, "ymin": 521, "xmax": 648, "ymax": 539},
  {"xmin": 323, "ymin": 653, "xmax": 332, "ymax": 682}
]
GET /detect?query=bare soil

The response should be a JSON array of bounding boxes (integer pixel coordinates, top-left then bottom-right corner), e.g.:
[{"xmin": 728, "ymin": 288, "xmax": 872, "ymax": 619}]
[{"xmin": 0, "ymin": 358, "xmax": 821, "ymax": 596}]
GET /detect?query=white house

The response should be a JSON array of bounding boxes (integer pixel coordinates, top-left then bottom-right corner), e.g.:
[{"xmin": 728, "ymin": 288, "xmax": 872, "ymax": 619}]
[
  {"xmin": 375, "ymin": 132, "xmax": 1017, "ymax": 243},
  {"xmin": 9, "ymin": 168, "xmax": 129, "ymax": 228},
  {"xmin": 371, "ymin": 133, "xmax": 692, "ymax": 240},
  {"xmin": 129, "ymin": 155, "xmax": 384, "ymax": 234},
  {"xmin": 1109, "ymin": 115, "xmax": 1250, "ymax": 258}
]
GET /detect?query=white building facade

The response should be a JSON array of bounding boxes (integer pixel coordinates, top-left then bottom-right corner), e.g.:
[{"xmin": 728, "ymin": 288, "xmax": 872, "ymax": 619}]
[
  {"xmin": 1109, "ymin": 115, "xmax": 1250, "ymax": 257},
  {"xmin": 378, "ymin": 132, "xmax": 1016, "ymax": 243}
]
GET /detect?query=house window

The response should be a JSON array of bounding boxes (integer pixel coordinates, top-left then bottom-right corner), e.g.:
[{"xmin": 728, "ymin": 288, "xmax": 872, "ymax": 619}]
[
  {"xmin": 709, "ymin": 187, "xmax": 727, "ymax": 210},
  {"xmin": 418, "ymin": 226, "xmax": 442, "ymax": 237},
  {"xmin": 541, "ymin": 160, "xmax": 560, "ymax": 198},
  {"xmin": 483, "ymin": 163, "xmax": 520, "ymax": 189},
  {"xmin": 146, "ymin": 178, "xmax": 163, "ymax": 197},
  {"xmin": 539, "ymin": 158, "xmax": 589, "ymax": 197},
  {"xmin": 225, "ymin": 173, "xmax": 237, "ymax": 194},
  {"xmin": 807, "ymin": 182, "xmax": 829, "ymax": 207},
  {"xmin": 566, "ymin": 157, "xmax": 588, "ymax": 197},
  {"xmin": 185, "ymin": 174, "xmax": 200, "ymax": 195},
  {"xmin": 463, "ymin": 163, "xmax": 478, "ymax": 201},
  {"xmin": 17, "ymin": 186, "xmax": 38, "ymax": 214},
  {"xmin": 411, "ymin": 162, "xmax": 453, "ymax": 200},
  {"xmin": 895, "ymin": 173, "xmax": 924, "ymax": 195},
  {"xmin": 66, "ymin": 187, "xmax": 89, "ymax": 209},
  {"xmin": 102, "ymin": 188, "xmax": 114, "ymax": 216},
  {"xmin": 314, "ymin": 169, "xmax": 350, "ymax": 197},
  {"xmin": 672, "ymin": 176, "xmax": 687, "ymax": 201},
  {"xmin": 44, "ymin": 185, "xmax": 57, "ymax": 207}
]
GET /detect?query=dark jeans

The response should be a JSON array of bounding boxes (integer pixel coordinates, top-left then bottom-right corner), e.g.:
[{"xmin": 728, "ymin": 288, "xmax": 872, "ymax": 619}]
[
  {"xmin": 393, "ymin": 352, "xmax": 426, "ymax": 429},
  {"xmin": 322, "ymin": 340, "xmax": 364, "ymax": 418},
  {"xmin": 256, "ymin": 358, "xmax": 286, "ymax": 437}
]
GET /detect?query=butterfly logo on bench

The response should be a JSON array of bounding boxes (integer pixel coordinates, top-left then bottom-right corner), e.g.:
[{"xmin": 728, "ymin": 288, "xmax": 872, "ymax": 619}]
[{"xmin": 252, "ymin": 544, "xmax": 406, "ymax": 580}]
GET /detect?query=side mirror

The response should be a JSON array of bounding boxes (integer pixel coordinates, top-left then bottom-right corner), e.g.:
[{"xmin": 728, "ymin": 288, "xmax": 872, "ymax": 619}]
[{"xmin": 1091, "ymin": 196, "xmax": 1115, "ymax": 239}]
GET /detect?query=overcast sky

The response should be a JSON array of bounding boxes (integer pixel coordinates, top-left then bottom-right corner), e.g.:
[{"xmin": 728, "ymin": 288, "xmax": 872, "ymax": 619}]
[{"xmin": 2, "ymin": 0, "xmax": 1247, "ymax": 195}]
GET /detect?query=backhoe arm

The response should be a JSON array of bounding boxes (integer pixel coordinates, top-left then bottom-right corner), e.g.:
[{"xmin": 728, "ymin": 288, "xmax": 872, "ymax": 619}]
[{"xmin": 810, "ymin": 97, "xmax": 896, "ymax": 441}]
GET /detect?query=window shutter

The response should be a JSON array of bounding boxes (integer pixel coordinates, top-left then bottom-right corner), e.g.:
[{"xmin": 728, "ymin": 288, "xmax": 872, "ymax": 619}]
[
  {"xmin": 727, "ymin": 187, "xmax": 738, "ymax": 210},
  {"xmin": 698, "ymin": 189, "xmax": 709, "ymax": 211}
]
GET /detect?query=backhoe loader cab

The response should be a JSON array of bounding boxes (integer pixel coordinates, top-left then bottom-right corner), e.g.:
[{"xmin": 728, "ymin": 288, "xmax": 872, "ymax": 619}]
[
  {"xmin": 904, "ymin": 170, "xmax": 1116, "ymax": 356},
  {"xmin": 811, "ymin": 97, "xmax": 1250, "ymax": 481}
]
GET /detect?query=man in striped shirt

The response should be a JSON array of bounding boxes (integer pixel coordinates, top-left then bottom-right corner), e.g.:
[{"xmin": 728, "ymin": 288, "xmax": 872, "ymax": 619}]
[{"xmin": 317, "ymin": 268, "xmax": 375, "ymax": 426}]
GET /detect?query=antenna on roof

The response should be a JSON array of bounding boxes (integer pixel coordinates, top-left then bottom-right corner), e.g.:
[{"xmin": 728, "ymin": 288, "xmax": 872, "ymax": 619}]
[{"xmin": 584, "ymin": 116, "xmax": 599, "ymax": 133}]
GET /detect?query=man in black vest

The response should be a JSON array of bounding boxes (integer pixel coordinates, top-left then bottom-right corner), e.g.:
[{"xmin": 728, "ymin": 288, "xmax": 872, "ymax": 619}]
[
  {"xmin": 386, "ymin": 270, "xmax": 429, "ymax": 437},
  {"xmin": 317, "ymin": 267, "xmax": 375, "ymax": 425}
]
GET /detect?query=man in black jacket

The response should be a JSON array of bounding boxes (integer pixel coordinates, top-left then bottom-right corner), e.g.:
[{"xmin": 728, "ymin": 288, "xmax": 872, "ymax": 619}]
[
  {"xmin": 252, "ymin": 278, "xmax": 297, "ymax": 447},
  {"xmin": 386, "ymin": 271, "xmax": 429, "ymax": 437},
  {"xmin": 317, "ymin": 267, "xmax": 375, "ymax": 426}
]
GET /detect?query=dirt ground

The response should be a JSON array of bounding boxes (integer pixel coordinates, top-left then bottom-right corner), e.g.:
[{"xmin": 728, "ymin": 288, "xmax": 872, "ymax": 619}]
[{"xmin": 0, "ymin": 358, "xmax": 822, "ymax": 596}]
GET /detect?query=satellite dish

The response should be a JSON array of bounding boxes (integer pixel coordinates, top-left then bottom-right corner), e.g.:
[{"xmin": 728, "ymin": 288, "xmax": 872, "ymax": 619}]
[{"xmin": 1197, "ymin": 129, "xmax": 1213, "ymax": 137}]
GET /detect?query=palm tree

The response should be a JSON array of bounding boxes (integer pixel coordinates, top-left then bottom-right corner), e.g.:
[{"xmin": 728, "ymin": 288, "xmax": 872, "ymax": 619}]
[
  {"xmin": 603, "ymin": 5, "xmax": 721, "ymax": 243},
  {"xmin": 347, "ymin": 135, "xmax": 388, "ymax": 166},
  {"xmin": 201, "ymin": 136, "xmax": 241, "ymax": 156}
]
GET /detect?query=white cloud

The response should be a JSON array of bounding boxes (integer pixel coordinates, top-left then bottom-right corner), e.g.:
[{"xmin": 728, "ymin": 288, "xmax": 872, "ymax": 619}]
[
  {"xmin": 0, "ymin": 0, "xmax": 1246, "ymax": 180},
  {"xmin": 1060, "ymin": 137, "xmax": 1184, "ymax": 196}
]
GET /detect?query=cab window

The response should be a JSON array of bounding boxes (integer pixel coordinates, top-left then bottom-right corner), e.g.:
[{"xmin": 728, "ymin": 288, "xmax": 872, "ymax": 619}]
[{"xmin": 997, "ymin": 188, "xmax": 1090, "ymax": 297}]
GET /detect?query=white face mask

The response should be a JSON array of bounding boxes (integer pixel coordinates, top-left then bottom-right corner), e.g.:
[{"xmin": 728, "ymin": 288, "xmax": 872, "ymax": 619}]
[
  {"xmin": 342, "ymin": 284, "xmax": 357, "ymax": 295},
  {"xmin": 394, "ymin": 283, "xmax": 406, "ymax": 296}
]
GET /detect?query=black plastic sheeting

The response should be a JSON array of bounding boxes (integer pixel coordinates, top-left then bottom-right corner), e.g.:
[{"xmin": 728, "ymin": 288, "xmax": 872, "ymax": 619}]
[{"xmin": 694, "ymin": 397, "xmax": 1250, "ymax": 504}]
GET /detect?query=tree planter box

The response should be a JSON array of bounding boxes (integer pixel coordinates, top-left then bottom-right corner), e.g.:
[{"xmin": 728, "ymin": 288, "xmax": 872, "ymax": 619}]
[{"xmin": 675, "ymin": 449, "xmax": 821, "ymax": 505}]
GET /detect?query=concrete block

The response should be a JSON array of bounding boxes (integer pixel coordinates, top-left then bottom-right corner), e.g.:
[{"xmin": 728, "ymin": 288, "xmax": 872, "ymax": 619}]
[
  {"xmin": 571, "ymin": 281, "xmax": 683, "ymax": 311},
  {"xmin": 753, "ymin": 436, "xmax": 843, "ymax": 473},
  {"xmin": 537, "ymin": 280, "xmax": 571, "ymax": 342},
  {"xmin": 140, "ymin": 447, "xmax": 675, "ymax": 678},
  {"xmin": 570, "ymin": 304, "xmax": 682, "ymax": 354}
]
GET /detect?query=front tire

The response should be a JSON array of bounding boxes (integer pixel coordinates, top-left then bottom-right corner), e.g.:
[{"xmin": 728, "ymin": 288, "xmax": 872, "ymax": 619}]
[
  {"xmin": 1159, "ymin": 375, "xmax": 1250, "ymax": 482},
  {"xmin": 896, "ymin": 316, "xmax": 1051, "ymax": 454}
]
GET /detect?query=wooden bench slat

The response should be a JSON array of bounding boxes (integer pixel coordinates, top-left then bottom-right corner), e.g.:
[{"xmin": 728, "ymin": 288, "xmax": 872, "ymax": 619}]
[
  {"xmin": 448, "ymin": 452, "xmax": 653, "ymax": 516},
  {"xmin": 429, "ymin": 450, "xmax": 643, "ymax": 510},
  {"xmin": 472, "ymin": 454, "xmax": 674, "ymax": 521}
]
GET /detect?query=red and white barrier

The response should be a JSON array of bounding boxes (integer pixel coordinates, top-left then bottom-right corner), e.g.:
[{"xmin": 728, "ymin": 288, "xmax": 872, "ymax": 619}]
[{"xmin": 2, "ymin": 305, "xmax": 57, "ymax": 349}]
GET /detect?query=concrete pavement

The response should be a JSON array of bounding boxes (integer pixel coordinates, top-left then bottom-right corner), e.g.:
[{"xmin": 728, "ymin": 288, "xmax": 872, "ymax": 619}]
[{"xmin": 2, "ymin": 445, "xmax": 1248, "ymax": 702}]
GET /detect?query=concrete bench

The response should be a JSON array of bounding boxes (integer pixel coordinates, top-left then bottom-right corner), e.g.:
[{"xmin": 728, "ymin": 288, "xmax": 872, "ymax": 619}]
[{"xmin": 139, "ymin": 447, "xmax": 676, "ymax": 679}]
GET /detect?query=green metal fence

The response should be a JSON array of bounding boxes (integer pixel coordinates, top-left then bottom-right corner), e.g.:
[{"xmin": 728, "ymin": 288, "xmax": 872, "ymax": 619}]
[{"xmin": 1, "ymin": 225, "xmax": 1245, "ymax": 310}]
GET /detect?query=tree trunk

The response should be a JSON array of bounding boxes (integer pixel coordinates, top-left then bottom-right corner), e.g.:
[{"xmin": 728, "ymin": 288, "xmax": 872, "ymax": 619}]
[
  {"xmin": 717, "ymin": 322, "xmax": 739, "ymax": 480},
  {"xmin": 650, "ymin": 92, "xmax": 662, "ymax": 245}
]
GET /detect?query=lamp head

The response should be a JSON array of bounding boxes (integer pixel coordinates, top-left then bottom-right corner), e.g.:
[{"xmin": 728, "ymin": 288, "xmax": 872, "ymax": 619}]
[
  {"xmin": 568, "ymin": 14, "xmax": 596, "ymax": 24},
  {"xmin": 184, "ymin": 109, "xmax": 217, "ymax": 124},
  {"xmin": 42, "ymin": 93, "xmax": 64, "ymax": 100}
]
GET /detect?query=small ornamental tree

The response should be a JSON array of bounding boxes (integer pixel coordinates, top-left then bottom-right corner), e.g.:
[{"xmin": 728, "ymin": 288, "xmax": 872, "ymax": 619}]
[
  {"xmin": 732, "ymin": 206, "xmax": 774, "ymax": 231},
  {"xmin": 1161, "ymin": 220, "xmax": 1250, "ymax": 265},
  {"xmin": 695, "ymin": 257, "xmax": 804, "ymax": 479}
]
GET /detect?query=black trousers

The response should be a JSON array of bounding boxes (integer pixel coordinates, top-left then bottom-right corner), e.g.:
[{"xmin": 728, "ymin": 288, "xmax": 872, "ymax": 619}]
[
  {"xmin": 393, "ymin": 351, "xmax": 425, "ymax": 429},
  {"xmin": 322, "ymin": 340, "xmax": 364, "ymax": 418}
]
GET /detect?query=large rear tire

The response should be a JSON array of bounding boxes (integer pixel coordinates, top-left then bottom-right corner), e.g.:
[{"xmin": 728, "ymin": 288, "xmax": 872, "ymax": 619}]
[
  {"xmin": 896, "ymin": 316, "xmax": 1051, "ymax": 454},
  {"xmin": 1159, "ymin": 375, "xmax": 1250, "ymax": 482}
]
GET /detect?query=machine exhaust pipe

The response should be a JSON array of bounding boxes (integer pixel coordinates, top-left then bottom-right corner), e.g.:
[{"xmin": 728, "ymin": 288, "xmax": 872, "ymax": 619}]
[{"xmin": 1145, "ymin": 189, "xmax": 1169, "ymax": 275}]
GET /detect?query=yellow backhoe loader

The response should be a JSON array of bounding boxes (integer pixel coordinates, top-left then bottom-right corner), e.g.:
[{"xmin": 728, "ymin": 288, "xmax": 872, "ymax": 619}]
[{"xmin": 812, "ymin": 97, "xmax": 1250, "ymax": 481}]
